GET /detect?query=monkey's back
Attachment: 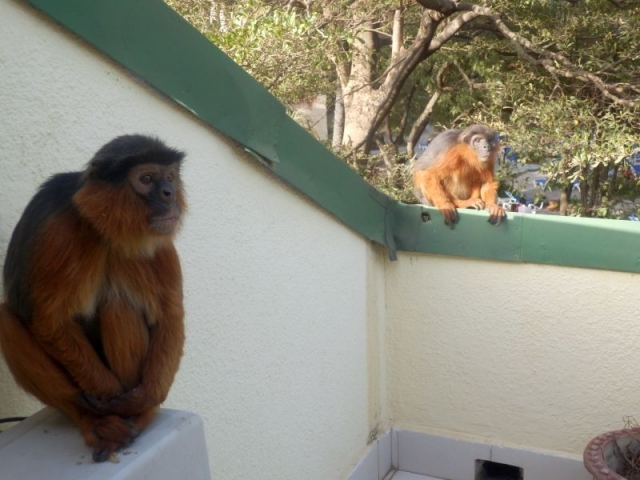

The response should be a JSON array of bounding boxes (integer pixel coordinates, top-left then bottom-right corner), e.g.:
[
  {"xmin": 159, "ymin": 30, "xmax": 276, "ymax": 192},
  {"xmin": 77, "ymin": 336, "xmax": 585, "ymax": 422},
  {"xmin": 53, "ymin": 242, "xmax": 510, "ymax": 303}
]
[
  {"xmin": 413, "ymin": 129, "xmax": 462, "ymax": 172},
  {"xmin": 3, "ymin": 172, "xmax": 82, "ymax": 322},
  {"xmin": 412, "ymin": 129, "xmax": 462, "ymax": 204}
]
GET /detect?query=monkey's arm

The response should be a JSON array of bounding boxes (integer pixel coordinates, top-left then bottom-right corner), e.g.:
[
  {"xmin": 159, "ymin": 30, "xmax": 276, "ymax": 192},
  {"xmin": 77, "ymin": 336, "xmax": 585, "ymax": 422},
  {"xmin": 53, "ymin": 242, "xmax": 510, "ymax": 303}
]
[
  {"xmin": 414, "ymin": 168, "xmax": 458, "ymax": 225},
  {"xmin": 29, "ymin": 319, "xmax": 124, "ymax": 398},
  {"xmin": 27, "ymin": 215, "xmax": 124, "ymax": 398},
  {"xmin": 141, "ymin": 295, "xmax": 185, "ymax": 406},
  {"xmin": 480, "ymin": 177, "xmax": 505, "ymax": 225},
  {"xmin": 480, "ymin": 177, "xmax": 499, "ymax": 205},
  {"xmin": 83, "ymin": 246, "xmax": 185, "ymax": 416},
  {"xmin": 137, "ymin": 246, "xmax": 184, "ymax": 408}
]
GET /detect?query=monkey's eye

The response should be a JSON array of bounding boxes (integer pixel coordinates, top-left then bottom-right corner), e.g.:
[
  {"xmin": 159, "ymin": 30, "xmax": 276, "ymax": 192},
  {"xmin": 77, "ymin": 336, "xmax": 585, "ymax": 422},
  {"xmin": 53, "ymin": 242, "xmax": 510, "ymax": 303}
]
[
  {"xmin": 139, "ymin": 174, "xmax": 153, "ymax": 185},
  {"xmin": 166, "ymin": 173, "xmax": 174, "ymax": 182}
]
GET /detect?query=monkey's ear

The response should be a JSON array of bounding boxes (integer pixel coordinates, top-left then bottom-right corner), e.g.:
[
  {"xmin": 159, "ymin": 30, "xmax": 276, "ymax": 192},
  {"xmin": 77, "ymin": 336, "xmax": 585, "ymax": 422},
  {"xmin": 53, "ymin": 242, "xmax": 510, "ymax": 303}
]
[{"xmin": 86, "ymin": 135, "xmax": 185, "ymax": 183}]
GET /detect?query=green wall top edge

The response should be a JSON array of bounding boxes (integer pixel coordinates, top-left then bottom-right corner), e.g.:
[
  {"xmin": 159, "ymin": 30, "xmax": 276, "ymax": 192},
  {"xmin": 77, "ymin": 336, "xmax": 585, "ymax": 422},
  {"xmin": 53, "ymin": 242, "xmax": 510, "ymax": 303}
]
[
  {"xmin": 397, "ymin": 205, "xmax": 640, "ymax": 274},
  {"xmin": 393, "ymin": 204, "xmax": 524, "ymax": 263},
  {"xmin": 23, "ymin": 0, "xmax": 640, "ymax": 274}
]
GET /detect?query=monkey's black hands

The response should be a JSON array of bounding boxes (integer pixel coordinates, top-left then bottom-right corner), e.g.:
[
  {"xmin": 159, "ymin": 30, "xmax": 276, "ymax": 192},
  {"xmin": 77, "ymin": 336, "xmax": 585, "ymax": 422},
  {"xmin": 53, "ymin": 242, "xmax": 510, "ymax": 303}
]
[
  {"xmin": 437, "ymin": 202, "xmax": 504, "ymax": 227},
  {"xmin": 438, "ymin": 203, "xmax": 458, "ymax": 227},
  {"xmin": 487, "ymin": 205, "xmax": 505, "ymax": 225},
  {"xmin": 81, "ymin": 386, "xmax": 150, "ymax": 417}
]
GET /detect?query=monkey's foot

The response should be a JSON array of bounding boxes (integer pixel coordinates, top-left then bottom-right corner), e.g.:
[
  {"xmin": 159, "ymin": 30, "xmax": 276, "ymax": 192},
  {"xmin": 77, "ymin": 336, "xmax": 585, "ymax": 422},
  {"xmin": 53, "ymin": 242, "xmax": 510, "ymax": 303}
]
[{"xmin": 80, "ymin": 414, "xmax": 139, "ymax": 462}]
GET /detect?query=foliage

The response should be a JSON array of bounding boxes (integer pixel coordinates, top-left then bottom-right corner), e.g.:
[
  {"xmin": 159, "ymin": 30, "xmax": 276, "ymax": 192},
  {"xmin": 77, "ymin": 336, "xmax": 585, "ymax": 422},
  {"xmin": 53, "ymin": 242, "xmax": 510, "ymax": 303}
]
[
  {"xmin": 166, "ymin": 0, "xmax": 335, "ymax": 103},
  {"xmin": 166, "ymin": 0, "xmax": 640, "ymax": 218},
  {"xmin": 423, "ymin": 0, "xmax": 640, "ymax": 216},
  {"xmin": 339, "ymin": 149, "xmax": 417, "ymax": 204}
]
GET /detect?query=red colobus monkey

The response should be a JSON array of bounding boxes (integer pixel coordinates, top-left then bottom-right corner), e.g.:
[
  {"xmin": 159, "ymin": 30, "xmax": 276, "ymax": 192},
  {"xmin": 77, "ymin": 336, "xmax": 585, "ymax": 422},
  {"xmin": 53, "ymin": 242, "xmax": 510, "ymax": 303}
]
[
  {"xmin": 0, "ymin": 135, "xmax": 186, "ymax": 462},
  {"xmin": 413, "ymin": 124, "xmax": 505, "ymax": 226}
]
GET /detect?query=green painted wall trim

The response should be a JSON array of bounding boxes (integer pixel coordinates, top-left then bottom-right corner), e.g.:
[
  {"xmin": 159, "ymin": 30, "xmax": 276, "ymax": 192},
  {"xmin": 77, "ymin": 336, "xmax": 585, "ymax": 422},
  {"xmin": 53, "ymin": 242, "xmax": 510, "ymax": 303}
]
[
  {"xmin": 24, "ymin": 0, "xmax": 640, "ymax": 273},
  {"xmin": 396, "ymin": 204, "xmax": 640, "ymax": 272}
]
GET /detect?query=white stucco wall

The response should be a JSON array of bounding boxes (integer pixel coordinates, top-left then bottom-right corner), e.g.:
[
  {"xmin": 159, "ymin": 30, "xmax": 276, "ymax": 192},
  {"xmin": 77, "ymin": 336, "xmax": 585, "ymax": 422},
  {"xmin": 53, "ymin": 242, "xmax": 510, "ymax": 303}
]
[
  {"xmin": 3, "ymin": 0, "xmax": 637, "ymax": 475},
  {"xmin": 0, "ymin": 3, "xmax": 384, "ymax": 479},
  {"xmin": 386, "ymin": 253, "xmax": 640, "ymax": 456}
]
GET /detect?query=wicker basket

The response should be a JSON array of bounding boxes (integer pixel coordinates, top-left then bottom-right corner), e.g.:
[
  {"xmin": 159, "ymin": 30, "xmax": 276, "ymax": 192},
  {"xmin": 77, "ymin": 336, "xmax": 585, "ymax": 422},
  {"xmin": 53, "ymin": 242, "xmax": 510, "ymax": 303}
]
[{"xmin": 584, "ymin": 428, "xmax": 640, "ymax": 480}]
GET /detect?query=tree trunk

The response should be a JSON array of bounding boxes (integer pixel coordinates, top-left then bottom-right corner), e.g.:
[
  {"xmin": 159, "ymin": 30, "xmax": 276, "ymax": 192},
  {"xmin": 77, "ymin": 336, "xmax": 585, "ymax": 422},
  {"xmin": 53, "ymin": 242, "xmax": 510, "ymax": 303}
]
[
  {"xmin": 406, "ymin": 62, "xmax": 450, "ymax": 157},
  {"xmin": 332, "ymin": 80, "xmax": 345, "ymax": 150},
  {"xmin": 586, "ymin": 164, "xmax": 603, "ymax": 215},
  {"xmin": 342, "ymin": 24, "xmax": 378, "ymax": 151},
  {"xmin": 210, "ymin": 0, "xmax": 230, "ymax": 32},
  {"xmin": 394, "ymin": 80, "xmax": 419, "ymax": 148},
  {"xmin": 339, "ymin": 8, "xmax": 453, "ymax": 153},
  {"xmin": 375, "ymin": 137, "xmax": 395, "ymax": 177},
  {"xmin": 343, "ymin": 88, "xmax": 384, "ymax": 152},
  {"xmin": 559, "ymin": 189, "xmax": 569, "ymax": 216},
  {"xmin": 610, "ymin": 162, "xmax": 619, "ymax": 187},
  {"xmin": 579, "ymin": 184, "xmax": 588, "ymax": 214}
]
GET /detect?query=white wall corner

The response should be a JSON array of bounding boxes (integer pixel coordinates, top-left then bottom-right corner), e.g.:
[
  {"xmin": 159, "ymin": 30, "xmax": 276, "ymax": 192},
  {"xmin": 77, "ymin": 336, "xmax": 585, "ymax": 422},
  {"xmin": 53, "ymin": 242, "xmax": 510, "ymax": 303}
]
[{"xmin": 348, "ymin": 429, "xmax": 393, "ymax": 480}]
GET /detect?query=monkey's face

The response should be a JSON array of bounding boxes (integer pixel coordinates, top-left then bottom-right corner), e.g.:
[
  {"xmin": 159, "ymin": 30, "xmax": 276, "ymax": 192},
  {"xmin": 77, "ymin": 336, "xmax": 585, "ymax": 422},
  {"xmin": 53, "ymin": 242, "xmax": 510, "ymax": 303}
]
[
  {"xmin": 128, "ymin": 163, "xmax": 183, "ymax": 234},
  {"xmin": 470, "ymin": 134, "xmax": 500, "ymax": 162}
]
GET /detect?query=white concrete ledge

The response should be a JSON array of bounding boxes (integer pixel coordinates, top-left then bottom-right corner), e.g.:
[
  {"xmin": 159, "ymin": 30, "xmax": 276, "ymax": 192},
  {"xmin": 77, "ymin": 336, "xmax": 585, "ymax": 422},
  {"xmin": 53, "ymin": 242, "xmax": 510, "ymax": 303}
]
[{"xmin": 0, "ymin": 408, "xmax": 211, "ymax": 480}]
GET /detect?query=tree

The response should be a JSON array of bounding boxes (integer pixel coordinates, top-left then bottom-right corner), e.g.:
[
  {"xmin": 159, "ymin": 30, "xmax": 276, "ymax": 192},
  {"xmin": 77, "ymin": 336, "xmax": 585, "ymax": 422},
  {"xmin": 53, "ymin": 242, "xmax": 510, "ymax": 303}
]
[
  {"xmin": 167, "ymin": 0, "xmax": 640, "ymax": 216},
  {"xmin": 475, "ymin": 0, "xmax": 640, "ymax": 216}
]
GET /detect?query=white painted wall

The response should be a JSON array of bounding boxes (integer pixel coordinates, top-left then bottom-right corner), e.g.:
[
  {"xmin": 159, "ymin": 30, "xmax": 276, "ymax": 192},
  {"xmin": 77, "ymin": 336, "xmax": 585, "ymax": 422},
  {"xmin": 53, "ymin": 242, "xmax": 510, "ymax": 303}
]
[
  {"xmin": 2, "ymin": 1, "xmax": 636, "ymax": 475},
  {"xmin": 386, "ymin": 254, "xmax": 640, "ymax": 456},
  {"xmin": 0, "ymin": 3, "xmax": 383, "ymax": 479}
]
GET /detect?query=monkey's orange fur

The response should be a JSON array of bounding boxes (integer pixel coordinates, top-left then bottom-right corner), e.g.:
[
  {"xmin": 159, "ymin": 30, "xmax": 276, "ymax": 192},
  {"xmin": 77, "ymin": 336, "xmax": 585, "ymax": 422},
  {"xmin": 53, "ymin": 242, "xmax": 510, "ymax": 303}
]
[
  {"xmin": 414, "ymin": 142, "xmax": 499, "ymax": 211},
  {"xmin": 0, "ymin": 151, "xmax": 185, "ymax": 461}
]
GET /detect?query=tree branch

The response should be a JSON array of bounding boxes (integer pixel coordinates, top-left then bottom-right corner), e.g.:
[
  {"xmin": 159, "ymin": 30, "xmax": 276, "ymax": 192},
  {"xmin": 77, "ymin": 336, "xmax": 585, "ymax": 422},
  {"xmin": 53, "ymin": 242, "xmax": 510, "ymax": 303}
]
[
  {"xmin": 489, "ymin": 13, "xmax": 637, "ymax": 106},
  {"xmin": 349, "ymin": 0, "xmax": 638, "ymax": 155},
  {"xmin": 395, "ymin": 78, "xmax": 421, "ymax": 147},
  {"xmin": 605, "ymin": 0, "xmax": 635, "ymax": 8},
  {"xmin": 406, "ymin": 61, "xmax": 458, "ymax": 156},
  {"xmin": 417, "ymin": 0, "xmax": 638, "ymax": 107},
  {"xmin": 427, "ymin": 11, "xmax": 484, "ymax": 53},
  {"xmin": 346, "ymin": 9, "xmax": 447, "ymax": 155}
]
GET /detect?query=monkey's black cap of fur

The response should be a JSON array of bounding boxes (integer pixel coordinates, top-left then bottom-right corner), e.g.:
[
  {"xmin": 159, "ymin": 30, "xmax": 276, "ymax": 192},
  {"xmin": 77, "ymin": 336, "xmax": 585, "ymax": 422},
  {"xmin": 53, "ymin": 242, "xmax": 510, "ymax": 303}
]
[{"xmin": 87, "ymin": 134, "xmax": 185, "ymax": 183}]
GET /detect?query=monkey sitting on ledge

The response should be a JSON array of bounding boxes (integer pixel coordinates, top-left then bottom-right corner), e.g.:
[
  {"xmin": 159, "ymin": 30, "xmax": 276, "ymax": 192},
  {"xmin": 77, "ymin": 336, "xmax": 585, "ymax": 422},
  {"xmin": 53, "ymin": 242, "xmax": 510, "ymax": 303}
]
[
  {"xmin": 0, "ymin": 135, "xmax": 186, "ymax": 462},
  {"xmin": 413, "ymin": 124, "xmax": 505, "ymax": 226}
]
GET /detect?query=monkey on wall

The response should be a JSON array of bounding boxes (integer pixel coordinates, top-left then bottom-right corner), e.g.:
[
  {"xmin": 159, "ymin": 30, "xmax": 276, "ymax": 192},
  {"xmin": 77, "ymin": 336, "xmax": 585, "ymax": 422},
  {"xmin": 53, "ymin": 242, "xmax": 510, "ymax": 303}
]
[
  {"xmin": 0, "ymin": 135, "xmax": 186, "ymax": 462},
  {"xmin": 413, "ymin": 124, "xmax": 505, "ymax": 226}
]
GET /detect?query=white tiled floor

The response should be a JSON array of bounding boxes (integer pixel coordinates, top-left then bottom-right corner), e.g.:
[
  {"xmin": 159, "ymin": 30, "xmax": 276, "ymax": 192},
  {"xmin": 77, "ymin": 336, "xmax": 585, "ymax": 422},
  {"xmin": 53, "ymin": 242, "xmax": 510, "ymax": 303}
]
[
  {"xmin": 389, "ymin": 471, "xmax": 444, "ymax": 480},
  {"xmin": 352, "ymin": 428, "xmax": 589, "ymax": 480}
]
